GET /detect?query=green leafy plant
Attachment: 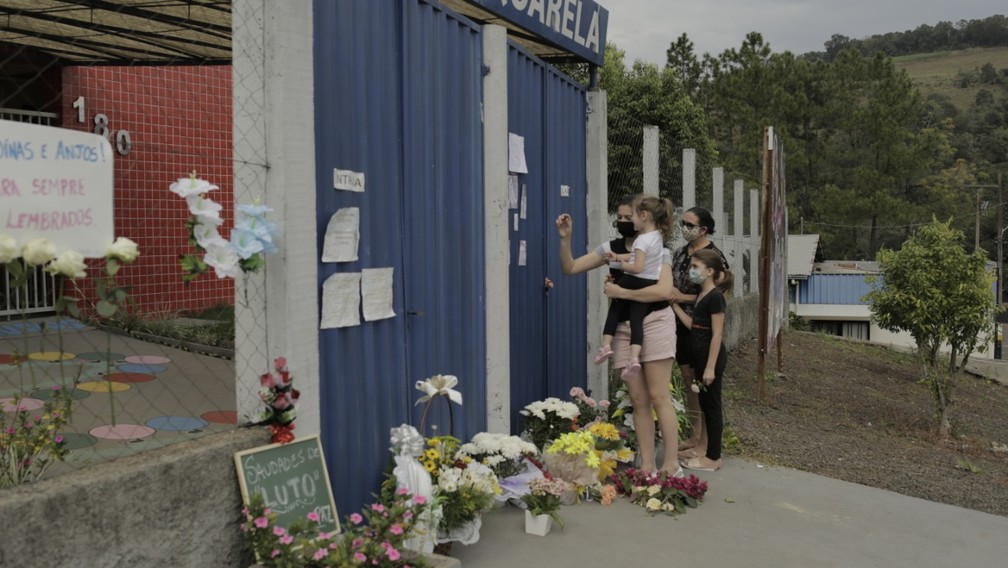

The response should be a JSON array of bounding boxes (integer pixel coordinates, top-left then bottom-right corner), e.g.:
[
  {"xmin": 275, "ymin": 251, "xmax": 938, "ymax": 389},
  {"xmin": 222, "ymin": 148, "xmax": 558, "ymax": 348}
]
[{"xmin": 0, "ymin": 386, "xmax": 75, "ymax": 487}]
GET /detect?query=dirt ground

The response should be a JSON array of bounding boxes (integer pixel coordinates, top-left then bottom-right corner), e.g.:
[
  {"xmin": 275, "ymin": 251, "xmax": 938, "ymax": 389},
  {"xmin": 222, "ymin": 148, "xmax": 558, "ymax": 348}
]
[{"xmin": 721, "ymin": 331, "xmax": 1008, "ymax": 517}]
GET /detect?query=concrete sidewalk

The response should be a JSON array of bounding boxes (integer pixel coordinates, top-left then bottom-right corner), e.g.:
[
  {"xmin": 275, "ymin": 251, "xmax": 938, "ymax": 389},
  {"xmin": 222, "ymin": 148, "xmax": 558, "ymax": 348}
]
[{"xmin": 451, "ymin": 458, "xmax": 1008, "ymax": 567}]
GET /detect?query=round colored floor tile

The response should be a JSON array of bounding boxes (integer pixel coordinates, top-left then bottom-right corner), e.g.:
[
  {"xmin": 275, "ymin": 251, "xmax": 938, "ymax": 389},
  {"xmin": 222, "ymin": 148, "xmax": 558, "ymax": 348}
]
[
  {"xmin": 77, "ymin": 380, "xmax": 131, "ymax": 393},
  {"xmin": 124, "ymin": 355, "xmax": 171, "ymax": 365},
  {"xmin": 104, "ymin": 372, "xmax": 155, "ymax": 384},
  {"xmin": 146, "ymin": 416, "xmax": 209, "ymax": 431},
  {"xmin": 201, "ymin": 410, "xmax": 238, "ymax": 425},
  {"xmin": 0, "ymin": 397, "xmax": 44, "ymax": 412},
  {"xmin": 27, "ymin": 351, "xmax": 75, "ymax": 362},
  {"xmin": 31, "ymin": 387, "xmax": 90, "ymax": 401},
  {"xmin": 75, "ymin": 352, "xmax": 125, "ymax": 362},
  {"xmin": 89, "ymin": 424, "xmax": 155, "ymax": 440},
  {"xmin": 59, "ymin": 432, "xmax": 98, "ymax": 450},
  {"xmin": 0, "ymin": 354, "xmax": 26, "ymax": 365},
  {"xmin": 117, "ymin": 363, "xmax": 167, "ymax": 375}
]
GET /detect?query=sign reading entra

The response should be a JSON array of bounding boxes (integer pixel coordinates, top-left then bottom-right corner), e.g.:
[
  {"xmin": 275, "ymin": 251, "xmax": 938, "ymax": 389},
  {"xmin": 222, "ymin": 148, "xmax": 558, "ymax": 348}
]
[{"xmin": 0, "ymin": 119, "xmax": 114, "ymax": 258}]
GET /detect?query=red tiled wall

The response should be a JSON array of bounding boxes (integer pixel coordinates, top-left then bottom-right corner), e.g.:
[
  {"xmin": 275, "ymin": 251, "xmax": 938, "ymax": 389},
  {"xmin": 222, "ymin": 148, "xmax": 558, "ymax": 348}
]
[{"xmin": 61, "ymin": 66, "xmax": 234, "ymax": 316}]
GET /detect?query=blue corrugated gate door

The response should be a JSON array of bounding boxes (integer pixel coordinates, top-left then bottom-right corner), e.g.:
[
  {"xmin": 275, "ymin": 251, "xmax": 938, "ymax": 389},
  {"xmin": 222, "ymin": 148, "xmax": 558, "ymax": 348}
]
[
  {"xmin": 507, "ymin": 44, "xmax": 589, "ymax": 432},
  {"xmin": 314, "ymin": 0, "xmax": 485, "ymax": 515}
]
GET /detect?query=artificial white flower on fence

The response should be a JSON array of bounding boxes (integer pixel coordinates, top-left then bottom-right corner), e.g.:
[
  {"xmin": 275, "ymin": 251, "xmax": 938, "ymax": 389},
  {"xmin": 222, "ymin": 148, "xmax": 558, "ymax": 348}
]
[
  {"xmin": 173, "ymin": 171, "xmax": 277, "ymax": 281},
  {"xmin": 105, "ymin": 236, "xmax": 140, "ymax": 263},
  {"xmin": 21, "ymin": 238, "xmax": 56, "ymax": 266},
  {"xmin": 0, "ymin": 235, "xmax": 16, "ymax": 263},
  {"xmin": 45, "ymin": 250, "xmax": 87, "ymax": 279}
]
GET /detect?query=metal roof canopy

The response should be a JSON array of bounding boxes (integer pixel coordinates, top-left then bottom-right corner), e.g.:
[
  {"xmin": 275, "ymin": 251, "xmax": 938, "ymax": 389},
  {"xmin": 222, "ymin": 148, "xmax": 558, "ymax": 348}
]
[{"xmin": 0, "ymin": 0, "xmax": 230, "ymax": 65}]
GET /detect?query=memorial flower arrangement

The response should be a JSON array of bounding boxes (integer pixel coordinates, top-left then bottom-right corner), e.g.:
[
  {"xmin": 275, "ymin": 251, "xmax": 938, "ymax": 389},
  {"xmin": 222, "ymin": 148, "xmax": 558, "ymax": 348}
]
[
  {"xmin": 171, "ymin": 172, "xmax": 277, "ymax": 281},
  {"xmin": 520, "ymin": 477, "xmax": 567, "ymax": 530},
  {"xmin": 241, "ymin": 482, "xmax": 431, "ymax": 567},
  {"xmin": 0, "ymin": 234, "xmax": 139, "ymax": 485},
  {"xmin": 609, "ymin": 467, "xmax": 709, "ymax": 516},
  {"xmin": 586, "ymin": 421, "xmax": 634, "ymax": 481},
  {"xmin": 541, "ymin": 430, "xmax": 600, "ymax": 488},
  {"xmin": 569, "ymin": 386, "xmax": 610, "ymax": 426},
  {"xmin": 434, "ymin": 458, "xmax": 500, "ymax": 539},
  {"xmin": 519, "ymin": 397, "xmax": 579, "ymax": 450},
  {"xmin": 455, "ymin": 432, "xmax": 538, "ymax": 479},
  {"xmin": 258, "ymin": 357, "xmax": 300, "ymax": 444}
]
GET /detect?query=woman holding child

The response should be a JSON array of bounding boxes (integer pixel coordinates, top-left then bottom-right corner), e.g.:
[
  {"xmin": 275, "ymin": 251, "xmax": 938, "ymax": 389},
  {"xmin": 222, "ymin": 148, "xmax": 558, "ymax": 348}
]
[{"xmin": 556, "ymin": 195, "xmax": 681, "ymax": 476}]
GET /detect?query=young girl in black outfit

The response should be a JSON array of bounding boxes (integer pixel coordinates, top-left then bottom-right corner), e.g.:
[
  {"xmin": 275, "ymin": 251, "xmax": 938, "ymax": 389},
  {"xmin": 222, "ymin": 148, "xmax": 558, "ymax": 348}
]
[{"xmin": 671, "ymin": 248, "xmax": 733, "ymax": 472}]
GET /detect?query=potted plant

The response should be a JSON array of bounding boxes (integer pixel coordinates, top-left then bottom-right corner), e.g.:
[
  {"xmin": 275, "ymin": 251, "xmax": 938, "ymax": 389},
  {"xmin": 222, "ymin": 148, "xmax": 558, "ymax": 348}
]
[{"xmin": 521, "ymin": 477, "xmax": 567, "ymax": 536}]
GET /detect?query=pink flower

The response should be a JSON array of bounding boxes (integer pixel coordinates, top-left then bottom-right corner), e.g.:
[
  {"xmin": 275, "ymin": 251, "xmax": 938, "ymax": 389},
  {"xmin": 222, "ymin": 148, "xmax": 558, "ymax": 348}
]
[
  {"xmin": 397, "ymin": 487, "xmax": 410, "ymax": 495},
  {"xmin": 403, "ymin": 511, "xmax": 414, "ymax": 520},
  {"xmin": 270, "ymin": 549, "xmax": 281, "ymax": 558},
  {"xmin": 389, "ymin": 524, "xmax": 404, "ymax": 535},
  {"xmin": 307, "ymin": 511, "xmax": 320, "ymax": 522},
  {"xmin": 272, "ymin": 526, "xmax": 286, "ymax": 536},
  {"xmin": 253, "ymin": 516, "xmax": 269, "ymax": 529},
  {"xmin": 371, "ymin": 503, "xmax": 385, "ymax": 513},
  {"xmin": 599, "ymin": 400, "xmax": 611, "ymax": 409},
  {"xmin": 259, "ymin": 372, "xmax": 276, "ymax": 388},
  {"xmin": 569, "ymin": 386, "xmax": 584, "ymax": 397},
  {"xmin": 349, "ymin": 513, "xmax": 363, "ymax": 524},
  {"xmin": 280, "ymin": 535, "xmax": 293, "ymax": 545},
  {"xmin": 351, "ymin": 537, "xmax": 364, "ymax": 548},
  {"xmin": 274, "ymin": 357, "xmax": 287, "ymax": 370},
  {"xmin": 241, "ymin": 507, "xmax": 249, "ymax": 515},
  {"xmin": 54, "ymin": 435, "xmax": 65, "ymax": 444},
  {"xmin": 273, "ymin": 393, "xmax": 291, "ymax": 410},
  {"xmin": 412, "ymin": 495, "xmax": 426, "ymax": 505},
  {"xmin": 5, "ymin": 427, "xmax": 15, "ymax": 435},
  {"xmin": 386, "ymin": 547, "xmax": 401, "ymax": 561},
  {"xmin": 313, "ymin": 548, "xmax": 329, "ymax": 561},
  {"xmin": 354, "ymin": 552, "xmax": 367, "ymax": 562}
]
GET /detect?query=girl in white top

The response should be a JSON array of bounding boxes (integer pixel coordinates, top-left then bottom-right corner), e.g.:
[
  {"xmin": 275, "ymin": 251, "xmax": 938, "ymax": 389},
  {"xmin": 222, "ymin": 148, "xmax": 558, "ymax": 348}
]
[{"xmin": 596, "ymin": 195, "xmax": 676, "ymax": 379}]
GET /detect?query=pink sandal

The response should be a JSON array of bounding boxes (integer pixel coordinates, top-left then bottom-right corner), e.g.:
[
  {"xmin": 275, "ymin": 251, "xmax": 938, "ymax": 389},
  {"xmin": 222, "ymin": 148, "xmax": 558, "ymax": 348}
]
[
  {"xmin": 621, "ymin": 358, "xmax": 641, "ymax": 379},
  {"xmin": 593, "ymin": 345, "xmax": 614, "ymax": 365}
]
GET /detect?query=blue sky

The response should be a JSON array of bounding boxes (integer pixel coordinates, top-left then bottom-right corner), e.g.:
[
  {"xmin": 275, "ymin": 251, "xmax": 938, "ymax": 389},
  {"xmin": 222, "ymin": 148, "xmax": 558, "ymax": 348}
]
[{"xmin": 605, "ymin": 0, "xmax": 1005, "ymax": 65}]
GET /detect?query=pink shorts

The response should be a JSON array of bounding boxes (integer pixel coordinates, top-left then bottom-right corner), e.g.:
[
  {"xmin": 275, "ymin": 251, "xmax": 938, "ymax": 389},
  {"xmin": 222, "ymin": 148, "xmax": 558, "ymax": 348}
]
[{"xmin": 611, "ymin": 307, "xmax": 677, "ymax": 368}]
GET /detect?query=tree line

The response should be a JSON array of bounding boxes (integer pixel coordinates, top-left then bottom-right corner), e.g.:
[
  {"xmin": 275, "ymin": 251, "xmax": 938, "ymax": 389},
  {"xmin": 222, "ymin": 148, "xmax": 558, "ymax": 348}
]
[
  {"xmin": 811, "ymin": 15, "xmax": 1008, "ymax": 62},
  {"xmin": 591, "ymin": 16, "xmax": 1008, "ymax": 261}
]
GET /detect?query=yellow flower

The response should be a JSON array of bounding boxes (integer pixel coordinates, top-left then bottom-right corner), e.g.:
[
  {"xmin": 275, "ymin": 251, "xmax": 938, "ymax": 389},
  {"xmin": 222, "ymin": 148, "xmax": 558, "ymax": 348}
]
[
  {"xmin": 588, "ymin": 422, "xmax": 620, "ymax": 441},
  {"xmin": 423, "ymin": 461, "xmax": 436, "ymax": 473},
  {"xmin": 616, "ymin": 448, "xmax": 634, "ymax": 462},
  {"xmin": 425, "ymin": 449, "xmax": 439, "ymax": 460},
  {"xmin": 647, "ymin": 485, "xmax": 661, "ymax": 496}
]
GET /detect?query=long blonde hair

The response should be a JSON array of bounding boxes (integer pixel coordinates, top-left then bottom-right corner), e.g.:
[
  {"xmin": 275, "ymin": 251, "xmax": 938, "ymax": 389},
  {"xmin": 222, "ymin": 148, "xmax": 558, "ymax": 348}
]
[{"xmin": 633, "ymin": 195, "xmax": 675, "ymax": 241}]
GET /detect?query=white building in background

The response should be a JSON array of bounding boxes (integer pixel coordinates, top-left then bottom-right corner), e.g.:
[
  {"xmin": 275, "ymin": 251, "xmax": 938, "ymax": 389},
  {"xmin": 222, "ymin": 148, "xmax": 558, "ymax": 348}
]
[{"xmin": 788, "ymin": 234, "xmax": 996, "ymax": 360}]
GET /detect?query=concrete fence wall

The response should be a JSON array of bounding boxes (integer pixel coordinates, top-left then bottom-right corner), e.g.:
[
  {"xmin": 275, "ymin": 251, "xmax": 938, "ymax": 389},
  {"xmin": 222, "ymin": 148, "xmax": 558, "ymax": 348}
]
[
  {"xmin": 725, "ymin": 292, "xmax": 761, "ymax": 350},
  {"xmin": 0, "ymin": 427, "xmax": 269, "ymax": 567}
]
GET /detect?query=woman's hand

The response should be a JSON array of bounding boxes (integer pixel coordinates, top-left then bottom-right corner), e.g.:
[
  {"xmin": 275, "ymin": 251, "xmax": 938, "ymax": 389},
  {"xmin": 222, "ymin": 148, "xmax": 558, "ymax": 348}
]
[
  {"xmin": 604, "ymin": 280, "xmax": 626, "ymax": 299},
  {"xmin": 555, "ymin": 213, "xmax": 572, "ymax": 239},
  {"xmin": 703, "ymin": 369, "xmax": 715, "ymax": 385}
]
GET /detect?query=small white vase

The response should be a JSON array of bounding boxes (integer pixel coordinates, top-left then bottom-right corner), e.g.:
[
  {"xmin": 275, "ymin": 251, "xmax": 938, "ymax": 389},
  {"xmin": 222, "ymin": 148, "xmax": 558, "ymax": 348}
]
[{"xmin": 524, "ymin": 511, "xmax": 552, "ymax": 536}]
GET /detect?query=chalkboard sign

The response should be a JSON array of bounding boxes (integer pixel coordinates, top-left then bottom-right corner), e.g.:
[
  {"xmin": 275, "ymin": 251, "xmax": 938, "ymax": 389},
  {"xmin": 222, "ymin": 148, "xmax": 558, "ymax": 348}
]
[{"xmin": 234, "ymin": 435, "xmax": 339, "ymax": 534}]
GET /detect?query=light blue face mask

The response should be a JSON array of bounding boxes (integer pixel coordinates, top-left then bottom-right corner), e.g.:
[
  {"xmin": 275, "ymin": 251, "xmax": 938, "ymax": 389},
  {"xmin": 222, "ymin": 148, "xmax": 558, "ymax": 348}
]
[{"xmin": 688, "ymin": 267, "xmax": 705, "ymax": 285}]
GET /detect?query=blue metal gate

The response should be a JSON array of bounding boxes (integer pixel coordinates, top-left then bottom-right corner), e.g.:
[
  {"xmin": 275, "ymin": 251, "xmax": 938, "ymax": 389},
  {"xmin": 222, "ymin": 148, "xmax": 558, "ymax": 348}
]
[
  {"xmin": 313, "ymin": 0, "xmax": 485, "ymax": 515},
  {"xmin": 507, "ymin": 44, "xmax": 589, "ymax": 432}
]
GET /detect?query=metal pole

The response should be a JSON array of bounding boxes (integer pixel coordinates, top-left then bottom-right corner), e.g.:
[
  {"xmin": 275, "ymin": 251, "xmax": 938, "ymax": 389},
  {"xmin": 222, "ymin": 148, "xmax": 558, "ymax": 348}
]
[{"xmin": 977, "ymin": 186, "xmax": 981, "ymax": 251}]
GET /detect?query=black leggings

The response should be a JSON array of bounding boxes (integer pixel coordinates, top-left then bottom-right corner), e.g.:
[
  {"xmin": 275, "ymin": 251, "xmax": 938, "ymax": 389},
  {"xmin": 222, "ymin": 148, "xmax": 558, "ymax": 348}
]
[
  {"xmin": 694, "ymin": 342, "xmax": 726, "ymax": 461},
  {"xmin": 602, "ymin": 274, "xmax": 656, "ymax": 346}
]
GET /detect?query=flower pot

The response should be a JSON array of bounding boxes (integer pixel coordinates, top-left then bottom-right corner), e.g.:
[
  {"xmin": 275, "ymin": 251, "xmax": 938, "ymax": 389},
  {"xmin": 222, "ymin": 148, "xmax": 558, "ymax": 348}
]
[{"xmin": 524, "ymin": 511, "xmax": 552, "ymax": 536}]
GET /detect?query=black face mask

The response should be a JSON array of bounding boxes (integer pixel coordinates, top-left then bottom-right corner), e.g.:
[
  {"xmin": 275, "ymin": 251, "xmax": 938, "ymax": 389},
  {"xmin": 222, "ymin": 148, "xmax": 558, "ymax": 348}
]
[{"xmin": 615, "ymin": 221, "xmax": 637, "ymax": 238}]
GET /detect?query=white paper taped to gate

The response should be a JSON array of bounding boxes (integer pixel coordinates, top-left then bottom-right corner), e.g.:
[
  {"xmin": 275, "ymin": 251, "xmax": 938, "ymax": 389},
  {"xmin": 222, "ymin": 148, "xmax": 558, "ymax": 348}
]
[
  {"xmin": 362, "ymin": 267, "xmax": 396, "ymax": 322},
  {"xmin": 320, "ymin": 272, "xmax": 361, "ymax": 328},
  {"xmin": 518, "ymin": 240, "xmax": 527, "ymax": 266},
  {"xmin": 508, "ymin": 133, "xmax": 528, "ymax": 174},
  {"xmin": 508, "ymin": 174, "xmax": 519, "ymax": 208},
  {"xmin": 322, "ymin": 207, "xmax": 360, "ymax": 262}
]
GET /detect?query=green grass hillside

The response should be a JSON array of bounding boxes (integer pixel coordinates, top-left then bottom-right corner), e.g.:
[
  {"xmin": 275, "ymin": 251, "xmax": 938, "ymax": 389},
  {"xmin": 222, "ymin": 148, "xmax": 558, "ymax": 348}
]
[{"xmin": 894, "ymin": 46, "xmax": 1008, "ymax": 110}]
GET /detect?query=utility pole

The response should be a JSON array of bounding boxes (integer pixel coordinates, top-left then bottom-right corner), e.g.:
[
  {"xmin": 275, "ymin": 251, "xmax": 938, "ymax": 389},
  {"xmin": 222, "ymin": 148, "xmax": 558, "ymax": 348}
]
[{"xmin": 966, "ymin": 183, "xmax": 1001, "ymax": 252}]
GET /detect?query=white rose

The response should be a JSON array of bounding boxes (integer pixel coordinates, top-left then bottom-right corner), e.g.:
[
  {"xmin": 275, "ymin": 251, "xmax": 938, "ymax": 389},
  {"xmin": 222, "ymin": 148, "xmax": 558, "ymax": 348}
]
[
  {"xmin": 45, "ymin": 250, "xmax": 87, "ymax": 279},
  {"xmin": 691, "ymin": 383, "xmax": 701, "ymax": 394},
  {"xmin": 0, "ymin": 234, "xmax": 17, "ymax": 263},
  {"xmin": 22, "ymin": 238, "xmax": 56, "ymax": 266},
  {"xmin": 106, "ymin": 237, "xmax": 140, "ymax": 262},
  {"xmin": 646, "ymin": 498, "xmax": 662, "ymax": 511}
]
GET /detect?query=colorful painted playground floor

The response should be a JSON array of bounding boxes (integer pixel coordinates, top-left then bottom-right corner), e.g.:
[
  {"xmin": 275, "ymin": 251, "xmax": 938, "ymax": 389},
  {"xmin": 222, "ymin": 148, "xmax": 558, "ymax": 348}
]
[{"xmin": 0, "ymin": 317, "xmax": 237, "ymax": 477}]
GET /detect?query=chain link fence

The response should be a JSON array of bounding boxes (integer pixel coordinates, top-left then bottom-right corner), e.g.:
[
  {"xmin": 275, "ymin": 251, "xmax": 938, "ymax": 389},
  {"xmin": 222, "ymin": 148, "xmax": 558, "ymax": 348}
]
[{"xmin": 0, "ymin": 2, "xmax": 269, "ymax": 483}]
